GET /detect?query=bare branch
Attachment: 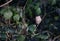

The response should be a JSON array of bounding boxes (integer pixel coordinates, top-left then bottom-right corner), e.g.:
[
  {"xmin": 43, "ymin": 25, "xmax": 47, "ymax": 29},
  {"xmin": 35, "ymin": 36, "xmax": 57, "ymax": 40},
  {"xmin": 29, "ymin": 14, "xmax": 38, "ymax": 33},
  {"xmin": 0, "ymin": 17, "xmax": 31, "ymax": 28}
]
[
  {"xmin": 52, "ymin": 35, "xmax": 60, "ymax": 41},
  {"xmin": 21, "ymin": 0, "xmax": 28, "ymax": 29},
  {"xmin": 0, "ymin": 0, "xmax": 12, "ymax": 7},
  {"xmin": 23, "ymin": 0, "xmax": 28, "ymax": 9}
]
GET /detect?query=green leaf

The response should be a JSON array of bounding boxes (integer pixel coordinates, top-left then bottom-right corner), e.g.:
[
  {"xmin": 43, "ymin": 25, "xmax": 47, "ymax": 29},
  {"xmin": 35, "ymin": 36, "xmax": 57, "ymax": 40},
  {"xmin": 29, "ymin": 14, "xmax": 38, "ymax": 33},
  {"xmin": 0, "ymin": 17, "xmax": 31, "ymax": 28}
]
[
  {"xmin": 1, "ymin": 33, "xmax": 7, "ymax": 40},
  {"xmin": 4, "ymin": 10, "xmax": 13, "ymax": 20},
  {"xmin": 29, "ymin": 8, "xmax": 33, "ymax": 17},
  {"xmin": 48, "ymin": 0, "xmax": 56, "ymax": 5},
  {"xmin": 10, "ymin": 6, "xmax": 18, "ymax": 15},
  {"xmin": 54, "ymin": 16, "xmax": 59, "ymax": 20},
  {"xmin": 28, "ymin": 25, "xmax": 36, "ymax": 33},
  {"xmin": 52, "ymin": 0, "xmax": 56, "ymax": 5},
  {"xmin": 27, "ymin": 0, "xmax": 32, "ymax": 5},
  {"xmin": 35, "ymin": 34, "xmax": 49, "ymax": 39},
  {"xmin": 13, "ymin": 14, "xmax": 20, "ymax": 21},
  {"xmin": 36, "ymin": 7, "xmax": 41, "ymax": 15},
  {"xmin": 0, "ymin": 8, "xmax": 8, "ymax": 15},
  {"xmin": 17, "ymin": 35, "xmax": 25, "ymax": 41}
]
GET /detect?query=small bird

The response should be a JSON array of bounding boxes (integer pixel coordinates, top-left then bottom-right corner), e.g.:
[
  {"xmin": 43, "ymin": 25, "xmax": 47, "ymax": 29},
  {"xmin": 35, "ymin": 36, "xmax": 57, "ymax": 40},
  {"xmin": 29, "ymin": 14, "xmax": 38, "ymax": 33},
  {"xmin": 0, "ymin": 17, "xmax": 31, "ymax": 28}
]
[{"xmin": 35, "ymin": 16, "xmax": 42, "ymax": 25}]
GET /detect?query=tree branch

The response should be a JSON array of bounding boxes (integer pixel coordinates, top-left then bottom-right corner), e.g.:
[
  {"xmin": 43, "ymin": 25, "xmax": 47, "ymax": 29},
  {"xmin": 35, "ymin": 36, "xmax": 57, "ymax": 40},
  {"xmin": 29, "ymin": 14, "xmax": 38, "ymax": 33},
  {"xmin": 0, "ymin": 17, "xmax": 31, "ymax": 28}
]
[
  {"xmin": 0, "ymin": 0, "xmax": 12, "ymax": 7},
  {"xmin": 52, "ymin": 35, "xmax": 60, "ymax": 41}
]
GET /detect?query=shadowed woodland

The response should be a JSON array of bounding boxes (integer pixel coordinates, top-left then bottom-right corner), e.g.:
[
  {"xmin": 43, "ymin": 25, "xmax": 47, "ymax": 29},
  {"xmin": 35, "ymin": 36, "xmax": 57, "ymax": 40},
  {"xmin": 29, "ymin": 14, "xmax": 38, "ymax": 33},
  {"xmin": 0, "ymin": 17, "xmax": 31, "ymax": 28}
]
[{"xmin": 0, "ymin": 0, "xmax": 60, "ymax": 41}]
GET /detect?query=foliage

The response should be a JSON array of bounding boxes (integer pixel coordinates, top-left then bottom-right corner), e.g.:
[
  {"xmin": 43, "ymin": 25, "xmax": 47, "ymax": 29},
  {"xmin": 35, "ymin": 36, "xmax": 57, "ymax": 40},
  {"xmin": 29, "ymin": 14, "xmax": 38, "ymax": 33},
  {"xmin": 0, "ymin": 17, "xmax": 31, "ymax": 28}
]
[{"xmin": 0, "ymin": 0, "xmax": 60, "ymax": 41}]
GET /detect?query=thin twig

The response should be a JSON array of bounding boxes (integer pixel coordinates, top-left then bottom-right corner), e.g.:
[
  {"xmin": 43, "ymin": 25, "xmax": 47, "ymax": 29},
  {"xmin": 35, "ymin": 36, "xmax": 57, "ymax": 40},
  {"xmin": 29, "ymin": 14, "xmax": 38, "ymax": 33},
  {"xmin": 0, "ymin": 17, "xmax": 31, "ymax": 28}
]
[
  {"xmin": 0, "ymin": 0, "xmax": 12, "ymax": 7},
  {"xmin": 22, "ymin": 0, "xmax": 28, "ymax": 28},
  {"xmin": 52, "ymin": 35, "xmax": 60, "ymax": 41},
  {"xmin": 43, "ymin": 30, "xmax": 56, "ymax": 36},
  {"xmin": 23, "ymin": 0, "xmax": 28, "ymax": 9}
]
